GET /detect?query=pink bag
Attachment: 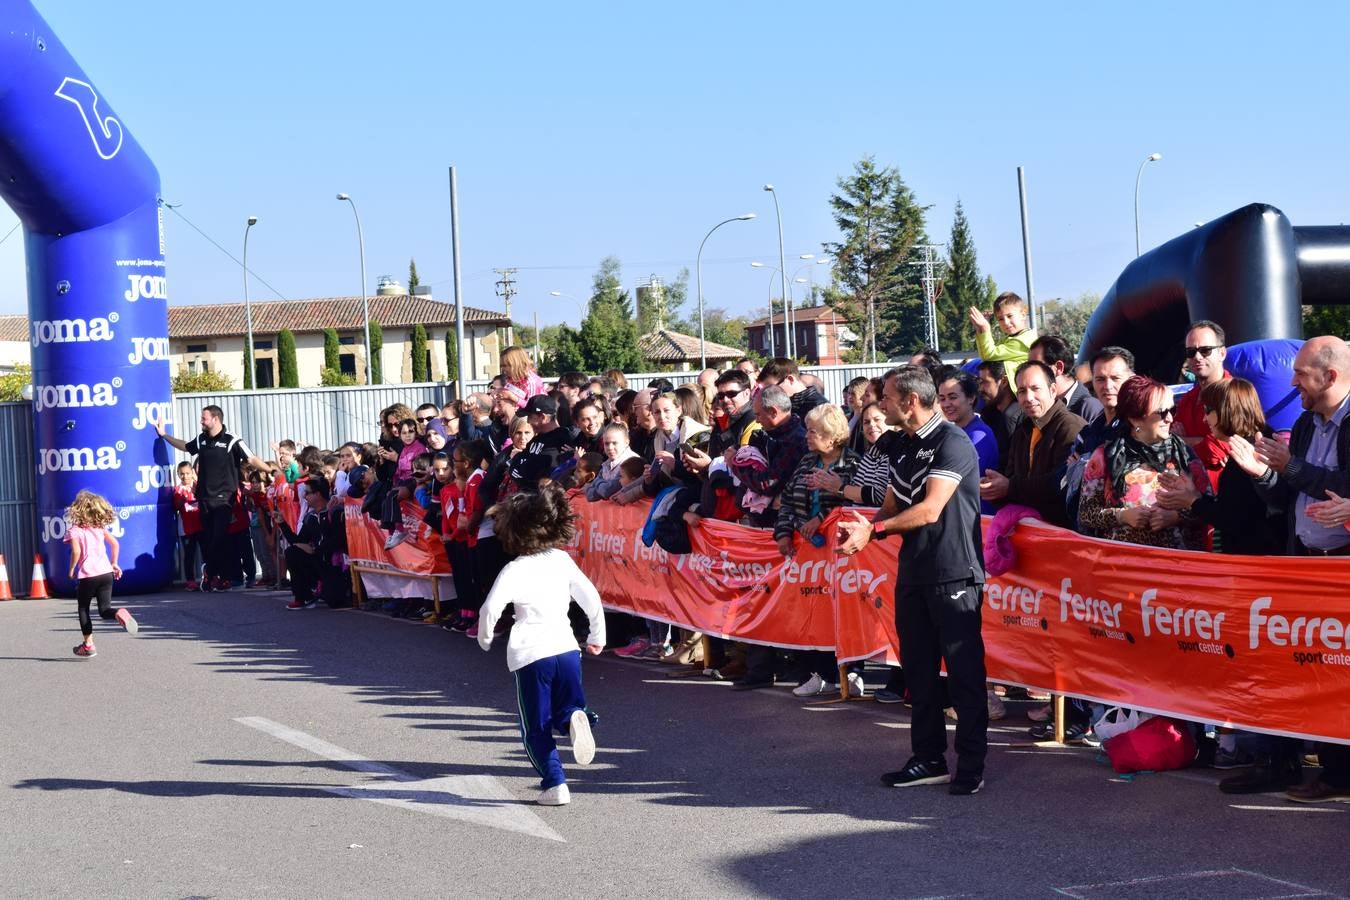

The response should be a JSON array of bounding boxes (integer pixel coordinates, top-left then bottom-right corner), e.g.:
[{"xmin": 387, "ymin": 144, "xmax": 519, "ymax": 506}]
[{"xmin": 1103, "ymin": 716, "xmax": 1196, "ymax": 774}]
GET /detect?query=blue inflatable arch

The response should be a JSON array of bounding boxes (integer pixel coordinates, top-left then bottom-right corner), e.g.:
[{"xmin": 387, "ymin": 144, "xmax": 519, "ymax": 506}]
[{"xmin": 1, "ymin": 0, "xmax": 173, "ymax": 593}]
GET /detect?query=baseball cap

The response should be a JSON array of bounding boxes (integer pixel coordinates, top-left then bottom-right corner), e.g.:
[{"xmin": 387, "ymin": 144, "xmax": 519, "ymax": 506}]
[
  {"xmin": 347, "ymin": 465, "xmax": 370, "ymax": 498},
  {"xmin": 524, "ymin": 395, "xmax": 558, "ymax": 417}
]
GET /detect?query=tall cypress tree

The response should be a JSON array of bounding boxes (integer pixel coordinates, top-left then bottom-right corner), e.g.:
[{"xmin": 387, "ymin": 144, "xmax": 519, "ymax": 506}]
[
  {"xmin": 411, "ymin": 324, "xmax": 428, "ymax": 381},
  {"xmin": 369, "ymin": 321, "xmax": 383, "ymax": 384},
  {"xmin": 242, "ymin": 335, "xmax": 254, "ymax": 390},
  {"xmin": 278, "ymin": 329, "xmax": 298, "ymax": 388},
  {"xmin": 323, "ymin": 328, "xmax": 340, "ymax": 371},
  {"xmin": 445, "ymin": 330, "xmax": 459, "ymax": 385}
]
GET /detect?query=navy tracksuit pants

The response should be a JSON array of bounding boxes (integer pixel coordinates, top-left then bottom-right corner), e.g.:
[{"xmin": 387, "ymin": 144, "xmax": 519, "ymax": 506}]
[{"xmin": 513, "ymin": 651, "xmax": 595, "ymax": 789}]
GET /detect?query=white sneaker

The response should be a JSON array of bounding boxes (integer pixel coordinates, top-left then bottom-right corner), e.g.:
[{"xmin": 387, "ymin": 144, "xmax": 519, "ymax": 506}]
[
  {"xmin": 987, "ymin": 690, "xmax": 1007, "ymax": 721},
  {"xmin": 792, "ymin": 674, "xmax": 837, "ymax": 697},
  {"xmin": 847, "ymin": 672, "xmax": 865, "ymax": 698},
  {"xmin": 568, "ymin": 709, "xmax": 595, "ymax": 766},
  {"xmin": 538, "ymin": 783, "xmax": 571, "ymax": 806},
  {"xmin": 384, "ymin": 531, "xmax": 408, "ymax": 550}
]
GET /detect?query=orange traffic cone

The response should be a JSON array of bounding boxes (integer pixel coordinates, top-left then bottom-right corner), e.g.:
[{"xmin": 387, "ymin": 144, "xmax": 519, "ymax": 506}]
[
  {"xmin": 28, "ymin": 554, "xmax": 49, "ymax": 599},
  {"xmin": 0, "ymin": 554, "xmax": 12, "ymax": 600}
]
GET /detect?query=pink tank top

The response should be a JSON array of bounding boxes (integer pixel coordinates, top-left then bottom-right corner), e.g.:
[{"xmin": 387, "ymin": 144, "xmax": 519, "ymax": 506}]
[{"xmin": 67, "ymin": 526, "xmax": 114, "ymax": 579}]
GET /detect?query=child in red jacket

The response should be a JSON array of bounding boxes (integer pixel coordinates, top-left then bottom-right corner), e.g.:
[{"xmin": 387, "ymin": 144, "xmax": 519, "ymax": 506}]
[
  {"xmin": 172, "ymin": 462, "xmax": 204, "ymax": 590},
  {"xmin": 438, "ymin": 439, "xmax": 490, "ymax": 636}
]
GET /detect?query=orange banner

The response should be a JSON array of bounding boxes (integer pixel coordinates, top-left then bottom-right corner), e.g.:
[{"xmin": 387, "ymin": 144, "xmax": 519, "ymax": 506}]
[
  {"xmin": 566, "ymin": 498, "xmax": 1350, "ymax": 745},
  {"xmin": 568, "ymin": 500, "xmax": 835, "ymax": 649},
  {"xmin": 343, "ymin": 497, "xmax": 450, "ymax": 576}
]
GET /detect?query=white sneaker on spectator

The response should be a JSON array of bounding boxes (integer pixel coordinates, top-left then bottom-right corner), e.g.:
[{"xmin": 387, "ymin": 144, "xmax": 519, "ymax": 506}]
[
  {"xmin": 792, "ymin": 674, "xmax": 836, "ymax": 697},
  {"xmin": 537, "ymin": 784, "xmax": 571, "ymax": 806},
  {"xmin": 383, "ymin": 531, "xmax": 408, "ymax": 551},
  {"xmin": 847, "ymin": 672, "xmax": 865, "ymax": 698}
]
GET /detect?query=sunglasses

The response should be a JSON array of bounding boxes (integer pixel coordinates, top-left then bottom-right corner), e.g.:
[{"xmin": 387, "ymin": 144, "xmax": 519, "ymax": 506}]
[
  {"xmin": 1153, "ymin": 406, "xmax": 1176, "ymax": 419},
  {"xmin": 1183, "ymin": 345, "xmax": 1223, "ymax": 358},
  {"xmin": 714, "ymin": 389, "xmax": 746, "ymax": 402},
  {"xmin": 416, "ymin": 415, "xmax": 436, "ymax": 423}
]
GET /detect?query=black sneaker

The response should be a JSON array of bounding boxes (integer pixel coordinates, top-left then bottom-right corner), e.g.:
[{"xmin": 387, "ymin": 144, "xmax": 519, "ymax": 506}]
[
  {"xmin": 1028, "ymin": 721, "xmax": 1089, "ymax": 743},
  {"xmin": 1219, "ymin": 763, "xmax": 1303, "ymax": 795},
  {"xmin": 881, "ymin": 757, "xmax": 950, "ymax": 787},
  {"xmin": 949, "ymin": 773, "xmax": 985, "ymax": 795}
]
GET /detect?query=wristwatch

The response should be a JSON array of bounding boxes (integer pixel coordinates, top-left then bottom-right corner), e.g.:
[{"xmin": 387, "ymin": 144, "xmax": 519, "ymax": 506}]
[{"xmin": 872, "ymin": 519, "xmax": 886, "ymax": 539}]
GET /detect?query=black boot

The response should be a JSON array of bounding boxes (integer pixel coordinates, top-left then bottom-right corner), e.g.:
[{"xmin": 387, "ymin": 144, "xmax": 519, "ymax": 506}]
[{"xmin": 1219, "ymin": 759, "xmax": 1303, "ymax": 794}]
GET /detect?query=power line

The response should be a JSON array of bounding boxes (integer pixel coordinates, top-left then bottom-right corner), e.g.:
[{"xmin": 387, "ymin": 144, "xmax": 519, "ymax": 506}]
[
  {"xmin": 0, "ymin": 221, "xmax": 19, "ymax": 248},
  {"xmin": 158, "ymin": 200, "xmax": 289, "ymax": 302}
]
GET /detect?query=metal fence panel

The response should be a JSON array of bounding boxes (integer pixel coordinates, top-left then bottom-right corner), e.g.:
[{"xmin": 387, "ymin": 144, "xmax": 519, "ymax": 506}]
[{"xmin": 0, "ymin": 401, "xmax": 36, "ymax": 595}]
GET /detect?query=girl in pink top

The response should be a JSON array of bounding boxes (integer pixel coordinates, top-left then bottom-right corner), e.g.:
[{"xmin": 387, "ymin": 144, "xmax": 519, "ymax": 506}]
[
  {"xmin": 500, "ymin": 346, "xmax": 547, "ymax": 410},
  {"xmin": 64, "ymin": 490, "xmax": 138, "ymax": 658}
]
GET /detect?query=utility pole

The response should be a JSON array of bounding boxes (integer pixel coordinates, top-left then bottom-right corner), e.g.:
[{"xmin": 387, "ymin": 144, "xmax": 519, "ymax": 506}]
[
  {"xmin": 911, "ymin": 243, "xmax": 946, "ymax": 354},
  {"xmin": 494, "ymin": 267, "xmax": 517, "ymax": 347}
]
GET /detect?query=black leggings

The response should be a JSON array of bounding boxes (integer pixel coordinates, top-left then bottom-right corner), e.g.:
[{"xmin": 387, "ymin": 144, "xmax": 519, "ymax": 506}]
[{"xmin": 77, "ymin": 573, "xmax": 117, "ymax": 637}]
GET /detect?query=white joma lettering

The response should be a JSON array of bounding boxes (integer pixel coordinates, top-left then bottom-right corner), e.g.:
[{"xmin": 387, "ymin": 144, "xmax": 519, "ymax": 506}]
[
  {"xmin": 124, "ymin": 274, "xmax": 168, "ymax": 302},
  {"xmin": 36, "ymin": 441, "xmax": 124, "ymax": 475},
  {"xmin": 32, "ymin": 378, "xmax": 120, "ymax": 412},
  {"xmin": 128, "ymin": 336, "xmax": 170, "ymax": 365},
  {"xmin": 30, "ymin": 314, "xmax": 116, "ymax": 348}
]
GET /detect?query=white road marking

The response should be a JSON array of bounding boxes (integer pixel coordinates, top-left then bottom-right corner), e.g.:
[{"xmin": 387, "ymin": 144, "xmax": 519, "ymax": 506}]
[
  {"xmin": 1228, "ymin": 804, "xmax": 1345, "ymax": 813},
  {"xmin": 1053, "ymin": 867, "xmax": 1337, "ymax": 898},
  {"xmin": 235, "ymin": 716, "xmax": 564, "ymax": 843}
]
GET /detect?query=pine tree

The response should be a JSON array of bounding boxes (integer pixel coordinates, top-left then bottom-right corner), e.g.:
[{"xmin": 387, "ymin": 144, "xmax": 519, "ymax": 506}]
[
  {"xmin": 411, "ymin": 324, "xmax": 428, "ymax": 381},
  {"xmin": 942, "ymin": 200, "xmax": 984, "ymax": 352},
  {"xmin": 323, "ymin": 328, "xmax": 340, "ymax": 371},
  {"xmin": 823, "ymin": 156, "xmax": 930, "ymax": 362},
  {"xmin": 579, "ymin": 256, "xmax": 643, "ymax": 372},
  {"xmin": 369, "ymin": 321, "xmax": 383, "ymax": 384},
  {"xmin": 277, "ymin": 329, "xmax": 298, "ymax": 388}
]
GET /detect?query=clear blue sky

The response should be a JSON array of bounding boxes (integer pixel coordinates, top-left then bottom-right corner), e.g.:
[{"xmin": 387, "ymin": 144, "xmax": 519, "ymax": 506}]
[{"xmin": 3, "ymin": 1, "xmax": 1348, "ymax": 329}]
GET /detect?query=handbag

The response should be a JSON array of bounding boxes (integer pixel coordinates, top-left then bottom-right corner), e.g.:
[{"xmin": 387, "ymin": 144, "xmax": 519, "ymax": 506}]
[{"xmin": 1092, "ymin": 706, "xmax": 1151, "ymax": 742}]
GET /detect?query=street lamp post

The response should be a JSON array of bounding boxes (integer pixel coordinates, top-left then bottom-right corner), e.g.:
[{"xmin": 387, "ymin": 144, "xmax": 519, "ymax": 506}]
[
  {"xmin": 336, "ymin": 193, "xmax": 372, "ymax": 385},
  {"xmin": 243, "ymin": 216, "xmax": 257, "ymax": 389},
  {"xmin": 696, "ymin": 213, "xmax": 756, "ymax": 369},
  {"xmin": 548, "ymin": 290, "xmax": 588, "ymax": 319},
  {"xmin": 1134, "ymin": 152, "xmax": 1162, "ymax": 258},
  {"xmin": 763, "ymin": 185, "xmax": 791, "ymax": 358}
]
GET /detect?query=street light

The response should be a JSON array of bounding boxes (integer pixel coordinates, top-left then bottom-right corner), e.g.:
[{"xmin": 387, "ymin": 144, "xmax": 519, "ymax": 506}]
[
  {"xmin": 750, "ymin": 261, "xmax": 783, "ymax": 357},
  {"xmin": 1134, "ymin": 153, "xmax": 1162, "ymax": 258},
  {"xmin": 243, "ymin": 216, "xmax": 257, "ymax": 389},
  {"xmin": 336, "ymin": 193, "xmax": 372, "ymax": 385},
  {"xmin": 548, "ymin": 290, "xmax": 588, "ymax": 318},
  {"xmin": 763, "ymin": 185, "xmax": 791, "ymax": 357},
  {"xmin": 697, "ymin": 213, "xmax": 756, "ymax": 369}
]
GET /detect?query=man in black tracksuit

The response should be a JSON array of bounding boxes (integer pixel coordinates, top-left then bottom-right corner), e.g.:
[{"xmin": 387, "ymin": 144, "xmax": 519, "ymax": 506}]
[
  {"xmin": 837, "ymin": 365, "xmax": 988, "ymax": 796},
  {"xmin": 156, "ymin": 405, "xmax": 265, "ymax": 591}
]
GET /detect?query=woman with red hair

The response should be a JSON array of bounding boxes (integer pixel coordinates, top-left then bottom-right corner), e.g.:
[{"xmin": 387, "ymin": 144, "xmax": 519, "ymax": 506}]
[{"xmin": 1078, "ymin": 375, "xmax": 1210, "ymax": 549}]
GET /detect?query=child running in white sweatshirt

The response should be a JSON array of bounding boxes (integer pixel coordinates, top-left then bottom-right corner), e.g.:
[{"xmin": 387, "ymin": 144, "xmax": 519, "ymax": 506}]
[{"xmin": 478, "ymin": 481, "xmax": 606, "ymax": 806}]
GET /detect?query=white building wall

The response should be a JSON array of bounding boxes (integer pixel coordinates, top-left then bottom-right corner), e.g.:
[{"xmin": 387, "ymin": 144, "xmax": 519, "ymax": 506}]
[{"xmin": 0, "ymin": 340, "xmax": 29, "ymax": 370}]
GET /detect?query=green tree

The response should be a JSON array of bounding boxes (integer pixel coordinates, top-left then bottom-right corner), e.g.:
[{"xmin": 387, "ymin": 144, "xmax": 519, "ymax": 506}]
[
  {"xmin": 277, "ymin": 329, "xmax": 299, "ymax": 388},
  {"xmin": 408, "ymin": 257, "xmax": 420, "ymax": 293},
  {"xmin": 411, "ymin": 323, "xmax": 429, "ymax": 381},
  {"xmin": 0, "ymin": 364, "xmax": 32, "ymax": 401},
  {"xmin": 546, "ymin": 324, "xmax": 587, "ymax": 376},
  {"xmin": 320, "ymin": 367, "xmax": 358, "ymax": 386},
  {"xmin": 445, "ymin": 330, "xmax": 459, "ymax": 385},
  {"xmin": 1304, "ymin": 305, "xmax": 1350, "ymax": 340},
  {"xmin": 172, "ymin": 369, "xmax": 235, "ymax": 393},
  {"xmin": 369, "ymin": 321, "xmax": 383, "ymax": 384},
  {"xmin": 579, "ymin": 256, "xmax": 643, "ymax": 372},
  {"xmin": 823, "ymin": 155, "xmax": 930, "ymax": 362},
  {"xmin": 1039, "ymin": 292, "xmax": 1101, "ymax": 351},
  {"xmin": 701, "ymin": 307, "xmax": 748, "ymax": 352},
  {"xmin": 941, "ymin": 200, "xmax": 985, "ymax": 353},
  {"xmin": 323, "ymin": 328, "xmax": 340, "ymax": 372},
  {"xmin": 242, "ymin": 336, "xmax": 254, "ymax": 390},
  {"xmin": 984, "ymin": 275, "xmax": 999, "ymax": 310}
]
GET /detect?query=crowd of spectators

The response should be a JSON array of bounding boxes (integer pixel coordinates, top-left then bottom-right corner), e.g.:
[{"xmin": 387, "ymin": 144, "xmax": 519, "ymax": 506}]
[{"xmin": 170, "ymin": 290, "xmax": 1350, "ymax": 804}]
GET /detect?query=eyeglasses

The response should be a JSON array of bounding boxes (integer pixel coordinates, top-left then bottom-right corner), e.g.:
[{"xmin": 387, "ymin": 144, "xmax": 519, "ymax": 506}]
[
  {"xmin": 1183, "ymin": 345, "xmax": 1223, "ymax": 358},
  {"xmin": 416, "ymin": 415, "xmax": 436, "ymax": 423},
  {"xmin": 1153, "ymin": 406, "xmax": 1176, "ymax": 419},
  {"xmin": 714, "ymin": 389, "xmax": 746, "ymax": 402}
]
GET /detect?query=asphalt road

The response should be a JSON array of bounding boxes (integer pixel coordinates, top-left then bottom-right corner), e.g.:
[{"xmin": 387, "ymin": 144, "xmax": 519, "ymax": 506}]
[{"xmin": 1, "ymin": 589, "xmax": 1346, "ymax": 899}]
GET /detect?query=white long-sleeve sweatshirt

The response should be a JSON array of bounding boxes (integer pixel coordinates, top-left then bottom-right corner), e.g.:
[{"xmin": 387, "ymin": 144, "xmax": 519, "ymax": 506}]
[{"xmin": 477, "ymin": 548, "xmax": 606, "ymax": 671}]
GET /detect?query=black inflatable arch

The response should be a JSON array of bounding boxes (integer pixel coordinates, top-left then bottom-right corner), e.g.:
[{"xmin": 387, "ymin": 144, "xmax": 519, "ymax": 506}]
[{"xmin": 1077, "ymin": 203, "xmax": 1350, "ymax": 380}]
